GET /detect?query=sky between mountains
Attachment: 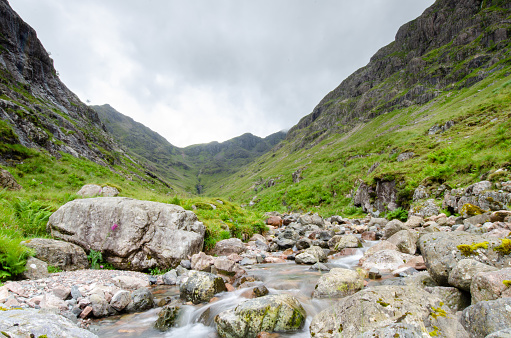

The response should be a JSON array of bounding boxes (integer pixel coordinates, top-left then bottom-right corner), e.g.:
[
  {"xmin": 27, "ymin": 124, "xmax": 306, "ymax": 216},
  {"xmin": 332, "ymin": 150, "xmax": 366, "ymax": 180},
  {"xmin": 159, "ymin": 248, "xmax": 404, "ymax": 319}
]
[{"xmin": 9, "ymin": 0, "xmax": 434, "ymax": 147}]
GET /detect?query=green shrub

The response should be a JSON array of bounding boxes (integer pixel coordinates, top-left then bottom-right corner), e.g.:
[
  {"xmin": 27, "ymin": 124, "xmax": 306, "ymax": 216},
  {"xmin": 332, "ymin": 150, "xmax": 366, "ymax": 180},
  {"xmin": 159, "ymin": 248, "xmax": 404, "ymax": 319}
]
[
  {"xmin": 87, "ymin": 249, "xmax": 103, "ymax": 269},
  {"xmin": 2, "ymin": 198, "xmax": 54, "ymax": 237},
  {"xmin": 386, "ymin": 207, "xmax": 408, "ymax": 222}
]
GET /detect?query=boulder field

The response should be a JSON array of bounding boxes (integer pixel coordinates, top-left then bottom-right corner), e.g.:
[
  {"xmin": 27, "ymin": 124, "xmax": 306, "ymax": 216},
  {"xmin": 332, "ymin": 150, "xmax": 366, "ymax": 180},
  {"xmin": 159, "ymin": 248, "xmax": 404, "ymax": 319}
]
[{"xmin": 2, "ymin": 182, "xmax": 511, "ymax": 337}]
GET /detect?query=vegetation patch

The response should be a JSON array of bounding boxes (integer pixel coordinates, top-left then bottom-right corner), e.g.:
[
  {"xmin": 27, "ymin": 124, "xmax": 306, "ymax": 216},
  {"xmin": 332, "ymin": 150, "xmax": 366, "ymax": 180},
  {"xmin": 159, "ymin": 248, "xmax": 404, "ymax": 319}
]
[
  {"xmin": 457, "ymin": 242, "xmax": 489, "ymax": 256},
  {"xmin": 494, "ymin": 238, "xmax": 511, "ymax": 255}
]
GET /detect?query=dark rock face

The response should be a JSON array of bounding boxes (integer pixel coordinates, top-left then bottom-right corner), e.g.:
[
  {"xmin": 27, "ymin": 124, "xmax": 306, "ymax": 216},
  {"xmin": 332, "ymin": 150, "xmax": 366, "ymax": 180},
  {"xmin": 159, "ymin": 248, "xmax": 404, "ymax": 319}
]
[
  {"xmin": 287, "ymin": 0, "xmax": 511, "ymax": 149},
  {"xmin": 0, "ymin": 168, "xmax": 21, "ymax": 190},
  {"xmin": 354, "ymin": 180, "xmax": 398, "ymax": 214}
]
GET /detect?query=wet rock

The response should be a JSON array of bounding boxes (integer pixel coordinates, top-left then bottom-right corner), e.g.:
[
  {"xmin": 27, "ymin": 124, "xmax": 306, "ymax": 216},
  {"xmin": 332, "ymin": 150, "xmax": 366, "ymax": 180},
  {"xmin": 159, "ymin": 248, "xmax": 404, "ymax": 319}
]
[
  {"xmin": 241, "ymin": 285, "xmax": 269, "ymax": 299},
  {"xmin": 22, "ymin": 256, "xmax": 49, "ymax": 280},
  {"xmin": 312, "ymin": 268, "xmax": 364, "ymax": 299},
  {"xmin": 21, "ymin": 238, "xmax": 89, "ymax": 271},
  {"xmin": 470, "ymin": 268, "xmax": 511, "ymax": 304},
  {"xmin": 361, "ymin": 231, "xmax": 376, "ymax": 241},
  {"xmin": 110, "ymin": 290, "xmax": 131, "ymax": 312},
  {"xmin": 162, "ymin": 269, "xmax": 178, "ymax": 285},
  {"xmin": 309, "ymin": 263, "xmax": 330, "ymax": 272},
  {"xmin": 214, "ymin": 294, "xmax": 306, "ymax": 338},
  {"xmin": 154, "ymin": 303, "xmax": 181, "ymax": 331},
  {"xmin": 295, "ymin": 246, "xmax": 327, "ymax": 264},
  {"xmin": 330, "ymin": 234, "xmax": 362, "ymax": 252},
  {"xmin": 47, "ymin": 198, "xmax": 205, "ymax": 270},
  {"xmin": 448, "ymin": 259, "xmax": 498, "ymax": 292},
  {"xmin": 126, "ymin": 287, "xmax": 154, "ymax": 312},
  {"xmin": 0, "ymin": 308, "xmax": 98, "ymax": 337},
  {"xmin": 89, "ymin": 293, "xmax": 109, "ymax": 317},
  {"xmin": 368, "ymin": 268, "xmax": 381, "ymax": 279},
  {"xmin": 180, "ymin": 271, "xmax": 227, "ymax": 304},
  {"xmin": 361, "ymin": 249, "xmax": 415, "ymax": 272},
  {"xmin": 191, "ymin": 252, "xmax": 215, "ymax": 272},
  {"xmin": 0, "ymin": 169, "xmax": 22, "ymax": 190},
  {"xmin": 214, "ymin": 258, "xmax": 238, "ymax": 275},
  {"xmin": 295, "ymin": 237, "xmax": 311, "ymax": 250},
  {"xmin": 461, "ymin": 298, "xmax": 511, "ymax": 338},
  {"xmin": 361, "ymin": 240, "xmax": 398, "ymax": 263},
  {"xmin": 310, "ymin": 285, "xmax": 466, "ymax": 337}
]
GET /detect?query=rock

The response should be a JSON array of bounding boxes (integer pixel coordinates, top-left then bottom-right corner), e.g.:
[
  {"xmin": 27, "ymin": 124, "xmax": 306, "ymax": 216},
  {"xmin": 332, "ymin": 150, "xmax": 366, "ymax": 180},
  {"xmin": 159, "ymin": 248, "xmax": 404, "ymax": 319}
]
[
  {"xmin": 359, "ymin": 323, "xmax": 427, "ymax": 337},
  {"xmin": 213, "ymin": 238, "xmax": 247, "ymax": 256},
  {"xmin": 361, "ymin": 240, "xmax": 398, "ymax": 263},
  {"xmin": 382, "ymin": 219, "xmax": 409, "ymax": 239},
  {"xmin": 47, "ymin": 197, "xmax": 205, "ymax": 270},
  {"xmin": 298, "ymin": 213, "xmax": 325, "ymax": 227},
  {"xmin": 180, "ymin": 271, "xmax": 227, "ymax": 304},
  {"xmin": 418, "ymin": 232, "xmax": 509, "ymax": 286},
  {"xmin": 52, "ymin": 286, "xmax": 71, "ymax": 300},
  {"xmin": 368, "ymin": 268, "xmax": 381, "ymax": 279},
  {"xmin": 21, "ymin": 238, "xmax": 89, "ymax": 271},
  {"xmin": 397, "ymin": 152, "xmax": 415, "ymax": 162},
  {"xmin": 486, "ymin": 328, "xmax": 511, "ymax": 338},
  {"xmin": 387, "ymin": 229, "xmax": 419, "ymax": 254},
  {"xmin": 409, "ymin": 199, "xmax": 440, "ymax": 218},
  {"xmin": 89, "ymin": 293, "xmax": 109, "ymax": 317},
  {"xmin": 404, "ymin": 215, "xmax": 424, "ymax": 228},
  {"xmin": 329, "ymin": 234, "xmax": 362, "ymax": 252},
  {"xmin": 265, "ymin": 216, "xmax": 282, "ymax": 227},
  {"xmin": 0, "ymin": 169, "xmax": 22, "ymax": 190},
  {"xmin": 367, "ymin": 217, "xmax": 388, "ymax": 228},
  {"xmin": 361, "ymin": 231, "xmax": 376, "ymax": 241},
  {"xmin": 313, "ymin": 268, "xmax": 364, "ymax": 299},
  {"xmin": 309, "ymin": 285, "xmax": 466, "ymax": 337},
  {"xmin": 241, "ymin": 285, "xmax": 270, "ymax": 299},
  {"xmin": 361, "ymin": 249, "xmax": 415, "ymax": 272},
  {"xmin": 295, "ymin": 246, "xmax": 327, "ymax": 264},
  {"xmin": 424, "ymin": 286, "xmax": 470, "ymax": 312},
  {"xmin": 111, "ymin": 275, "xmax": 149, "ymax": 289},
  {"xmin": 309, "ymin": 263, "xmax": 330, "ymax": 271},
  {"xmin": 448, "ymin": 259, "xmax": 498, "ymax": 292},
  {"xmin": 162, "ymin": 269, "xmax": 178, "ymax": 285},
  {"xmin": 126, "ymin": 287, "xmax": 154, "ymax": 312},
  {"xmin": 110, "ymin": 290, "xmax": 131, "ymax": 312},
  {"xmin": 276, "ymin": 238, "xmax": 296, "ymax": 249},
  {"xmin": 154, "ymin": 303, "xmax": 181, "ymax": 331},
  {"xmin": 76, "ymin": 184, "xmax": 119, "ymax": 197},
  {"xmin": 214, "ymin": 258, "xmax": 237, "ymax": 275},
  {"xmin": 180, "ymin": 259, "xmax": 192, "ymax": 269},
  {"xmin": 461, "ymin": 298, "xmax": 511, "ymax": 338},
  {"xmin": 214, "ymin": 294, "xmax": 306, "ymax": 338},
  {"xmin": 295, "ymin": 237, "xmax": 311, "ymax": 250},
  {"xmin": 0, "ymin": 308, "xmax": 98, "ymax": 337},
  {"xmin": 470, "ymin": 268, "xmax": 511, "ymax": 304},
  {"xmin": 22, "ymin": 256, "xmax": 49, "ymax": 280},
  {"xmin": 191, "ymin": 252, "xmax": 215, "ymax": 272},
  {"xmin": 490, "ymin": 210, "xmax": 511, "ymax": 222}
]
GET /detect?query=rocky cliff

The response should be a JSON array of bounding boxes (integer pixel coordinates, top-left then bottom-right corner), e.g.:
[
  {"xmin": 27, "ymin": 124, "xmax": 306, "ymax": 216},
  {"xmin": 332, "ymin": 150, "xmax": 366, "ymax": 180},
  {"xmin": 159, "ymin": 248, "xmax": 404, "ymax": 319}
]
[
  {"xmin": 288, "ymin": 0, "xmax": 511, "ymax": 148},
  {"xmin": 0, "ymin": 0, "xmax": 142, "ymax": 170}
]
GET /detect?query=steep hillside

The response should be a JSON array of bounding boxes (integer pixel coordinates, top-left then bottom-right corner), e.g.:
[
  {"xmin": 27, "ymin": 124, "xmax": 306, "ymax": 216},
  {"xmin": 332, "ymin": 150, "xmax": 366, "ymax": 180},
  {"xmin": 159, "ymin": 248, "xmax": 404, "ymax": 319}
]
[
  {"xmin": 0, "ymin": 0, "xmax": 171, "ymax": 192},
  {"xmin": 209, "ymin": 0, "xmax": 511, "ymax": 216},
  {"xmin": 93, "ymin": 104, "xmax": 285, "ymax": 194},
  {"xmin": 288, "ymin": 0, "xmax": 511, "ymax": 149}
]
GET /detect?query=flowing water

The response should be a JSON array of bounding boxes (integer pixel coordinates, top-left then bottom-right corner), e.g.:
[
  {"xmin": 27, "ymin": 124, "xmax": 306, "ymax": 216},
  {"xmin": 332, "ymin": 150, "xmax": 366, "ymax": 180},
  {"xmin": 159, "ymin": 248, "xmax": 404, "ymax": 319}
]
[{"xmin": 91, "ymin": 242, "xmax": 377, "ymax": 337}]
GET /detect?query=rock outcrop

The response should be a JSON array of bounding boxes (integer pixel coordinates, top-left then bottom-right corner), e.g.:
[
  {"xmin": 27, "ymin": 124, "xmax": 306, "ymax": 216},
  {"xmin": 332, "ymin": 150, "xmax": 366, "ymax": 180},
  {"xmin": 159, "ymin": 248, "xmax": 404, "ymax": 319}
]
[{"xmin": 47, "ymin": 197, "xmax": 205, "ymax": 270}]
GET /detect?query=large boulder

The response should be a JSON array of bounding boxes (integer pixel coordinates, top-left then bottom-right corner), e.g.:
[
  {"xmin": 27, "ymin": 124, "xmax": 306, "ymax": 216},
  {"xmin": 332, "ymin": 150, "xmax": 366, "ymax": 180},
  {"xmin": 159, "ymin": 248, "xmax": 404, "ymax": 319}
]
[
  {"xmin": 408, "ymin": 199, "xmax": 440, "ymax": 218},
  {"xmin": 448, "ymin": 259, "xmax": 498, "ymax": 292},
  {"xmin": 295, "ymin": 246, "xmax": 327, "ymax": 264},
  {"xmin": 419, "ymin": 232, "xmax": 510, "ymax": 286},
  {"xmin": 470, "ymin": 268, "xmax": 511, "ymax": 304},
  {"xmin": 76, "ymin": 184, "xmax": 119, "ymax": 197},
  {"xmin": 361, "ymin": 249, "xmax": 415, "ymax": 272},
  {"xmin": 387, "ymin": 229, "xmax": 419, "ymax": 254},
  {"xmin": 328, "ymin": 234, "xmax": 362, "ymax": 252},
  {"xmin": 0, "ymin": 169, "xmax": 22, "ymax": 190},
  {"xmin": 213, "ymin": 238, "xmax": 247, "ymax": 256},
  {"xmin": 47, "ymin": 197, "xmax": 205, "ymax": 271},
  {"xmin": 214, "ymin": 294, "xmax": 306, "ymax": 338},
  {"xmin": 309, "ymin": 285, "xmax": 467, "ymax": 337},
  {"xmin": 312, "ymin": 268, "xmax": 364, "ymax": 299},
  {"xmin": 180, "ymin": 271, "xmax": 227, "ymax": 304},
  {"xmin": 21, "ymin": 238, "xmax": 89, "ymax": 271},
  {"xmin": 0, "ymin": 308, "xmax": 98, "ymax": 337},
  {"xmin": 461, "ymin": 298, "xmax": 511, "ymax": 338}
]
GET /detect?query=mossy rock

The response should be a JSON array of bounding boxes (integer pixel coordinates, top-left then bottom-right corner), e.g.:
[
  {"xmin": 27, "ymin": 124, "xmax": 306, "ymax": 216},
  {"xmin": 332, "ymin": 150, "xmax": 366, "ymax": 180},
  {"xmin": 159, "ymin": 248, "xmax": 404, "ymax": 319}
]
[{"xmin": 460, "ymin": 203, "xmax": 486, "ymax": 217}]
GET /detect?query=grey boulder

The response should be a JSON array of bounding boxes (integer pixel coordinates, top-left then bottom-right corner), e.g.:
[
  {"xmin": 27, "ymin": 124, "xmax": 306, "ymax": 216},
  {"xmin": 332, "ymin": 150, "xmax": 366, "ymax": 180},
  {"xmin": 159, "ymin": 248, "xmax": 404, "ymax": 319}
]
[
  {"xmin": 460, "ymin": 298, "xmax": 511, "ymax": 338},
  {"xmin": 180, "ymin": 271, "xmax": 227, "ymax": 304},
  {"xmin": 21, "ymin": 238, "xmax": 89, "ymax": 271},
  {"xmin": 47, "ymin": 197, "xmax": 205, "ymax": 271}
]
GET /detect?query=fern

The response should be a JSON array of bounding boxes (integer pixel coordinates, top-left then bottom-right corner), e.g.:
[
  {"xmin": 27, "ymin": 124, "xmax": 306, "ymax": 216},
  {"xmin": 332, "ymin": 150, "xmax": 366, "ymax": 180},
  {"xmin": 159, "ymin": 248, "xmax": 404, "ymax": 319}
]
[
  {"xmin": 0, "ymin": 234, "xmax": 33, "ymax": 281},
  {"xmin": 3, "ymin": 198, "xmax": 54, "ymax": 237}
]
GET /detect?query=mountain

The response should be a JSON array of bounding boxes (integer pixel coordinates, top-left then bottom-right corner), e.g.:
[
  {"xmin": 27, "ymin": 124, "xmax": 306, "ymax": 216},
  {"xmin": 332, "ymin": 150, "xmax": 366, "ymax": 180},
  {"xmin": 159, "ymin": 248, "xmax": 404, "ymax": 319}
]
[
  {"xmin": 0, "ymin": 0, "xmax": 171, "ymax": 191},
  {"xmin": 208, "ymin": 0, "xmax": 511, "ymax": 215},
  {"xmin": 92, "ymin": 104, "xmax": 286, "ymax": 194}
]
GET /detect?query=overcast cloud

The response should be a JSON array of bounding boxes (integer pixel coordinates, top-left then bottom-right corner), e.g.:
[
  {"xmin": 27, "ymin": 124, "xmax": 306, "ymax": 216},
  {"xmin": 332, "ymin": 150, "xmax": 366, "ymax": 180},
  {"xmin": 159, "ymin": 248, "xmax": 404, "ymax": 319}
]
[{"xmin": 9, "ymin": 0, "xmax": 434, "ymax": 147}]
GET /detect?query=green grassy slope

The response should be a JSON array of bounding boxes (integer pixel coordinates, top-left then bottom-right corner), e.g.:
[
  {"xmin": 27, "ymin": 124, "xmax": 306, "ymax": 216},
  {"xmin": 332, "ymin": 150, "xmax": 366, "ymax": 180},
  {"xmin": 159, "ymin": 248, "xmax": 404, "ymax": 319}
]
[{"xmin": 208, "ymin": 48, "xmax": 511, "ymax": 217}]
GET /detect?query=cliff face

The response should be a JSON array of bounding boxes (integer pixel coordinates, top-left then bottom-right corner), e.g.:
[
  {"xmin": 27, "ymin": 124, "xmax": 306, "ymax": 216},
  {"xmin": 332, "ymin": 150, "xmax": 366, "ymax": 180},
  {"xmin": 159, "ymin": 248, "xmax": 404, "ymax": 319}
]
[
  {"xmin": 0, "ymin": 0, "xmax": 121, "ymax": 165},
  {"xmin": 288, "ymin": 0, "xmax": 511, "ymax": 148}
]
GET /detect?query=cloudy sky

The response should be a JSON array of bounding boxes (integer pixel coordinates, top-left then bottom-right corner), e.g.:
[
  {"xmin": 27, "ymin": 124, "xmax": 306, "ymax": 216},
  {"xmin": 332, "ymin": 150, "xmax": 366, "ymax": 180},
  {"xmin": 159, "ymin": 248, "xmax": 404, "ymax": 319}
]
[{"xmin": 10, "ymin": 0, "xmax": 434, "ymax": 147}]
